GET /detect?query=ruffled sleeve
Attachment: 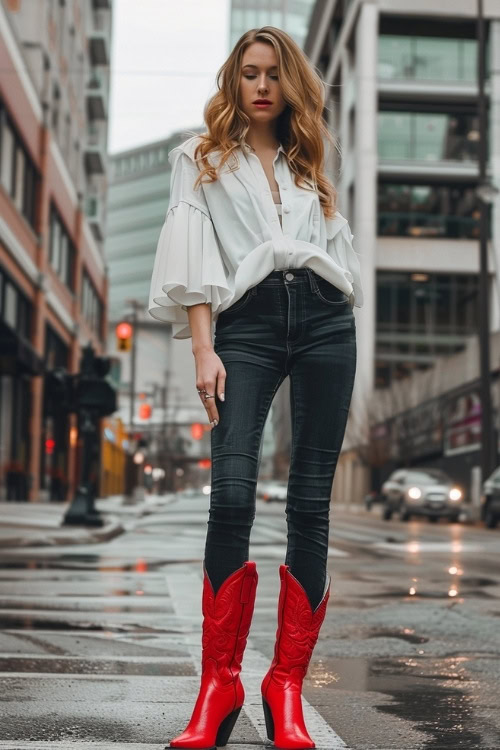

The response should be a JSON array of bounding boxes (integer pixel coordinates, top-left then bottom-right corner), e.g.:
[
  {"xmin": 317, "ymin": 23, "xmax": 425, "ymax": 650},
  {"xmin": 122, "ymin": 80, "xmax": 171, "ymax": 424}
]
[
  {"xmin": 325, "ymin": 212, "xmax": 364, "ymax": 308},
  {"xmin": 148, "ymin": 144, "xmax": 232, "ymax": 339}
]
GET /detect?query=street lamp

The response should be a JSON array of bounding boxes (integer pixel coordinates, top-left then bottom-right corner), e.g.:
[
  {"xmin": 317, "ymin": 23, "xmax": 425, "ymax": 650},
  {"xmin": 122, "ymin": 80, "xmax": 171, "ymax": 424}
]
[{"xmin": 124, "ymin": 299, "xmax": 143, "ymax": 432}]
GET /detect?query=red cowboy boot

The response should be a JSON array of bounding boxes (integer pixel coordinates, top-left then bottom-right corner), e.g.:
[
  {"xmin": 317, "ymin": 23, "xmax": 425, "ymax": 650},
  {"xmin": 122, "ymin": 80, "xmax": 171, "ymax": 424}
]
[
  {"xmin": 169, "ymin": 560, "xmax": 258, "ymax": 750},
  {"xmin": 261, "ymin": 564, "xmax": 330, "ymax": 749}
]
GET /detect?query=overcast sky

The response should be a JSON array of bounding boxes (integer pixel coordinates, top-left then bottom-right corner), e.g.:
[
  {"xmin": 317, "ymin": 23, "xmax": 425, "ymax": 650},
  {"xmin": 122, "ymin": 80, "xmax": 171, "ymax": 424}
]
[{"xmin": 108, "ymin": 0, "xmax": 230, "ymax": 154}]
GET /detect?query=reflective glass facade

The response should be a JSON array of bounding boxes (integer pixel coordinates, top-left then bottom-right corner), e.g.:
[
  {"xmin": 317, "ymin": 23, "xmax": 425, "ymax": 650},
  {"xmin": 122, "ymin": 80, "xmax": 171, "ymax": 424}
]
[
  {"xmin": 378, "ymin": 34, "xmax": 483, "ymax": 83},
  {"xmin": 375, "ymin": 271, "xmax": 479, "ymax": 388},
  {"xmin": 378, "ymin": 183, "xmax": 485, "ymax": 240},
  {"xmin": 378, "ymin": 111, "xmax": 480, "ymax": 162},
  {"xmin": 230, "ymin": 0, "xmax": 317, "ymax": 50}
]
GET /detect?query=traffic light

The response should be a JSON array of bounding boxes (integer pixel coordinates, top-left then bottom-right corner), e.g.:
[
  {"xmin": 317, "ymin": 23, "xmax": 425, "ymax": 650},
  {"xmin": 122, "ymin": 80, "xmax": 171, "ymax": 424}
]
[
  {"xmin": 64, "ymin": 344, "xmax": 118, "ymax": 527},
  {"xmin": 44, "ymin": 348, "xmax": 117, "ymax": 419},
  {"xmin": 191, "ymin": 423, "xmax": 204, "ymax": 440},
  {"xmin": 139, "ymin": 403, "xmax": 152, "ymax": 420},
  {"xmin": 74, "ymin": 346, "xmax": 117, "ymax": 417},
  {"xmin": 116, "ymin": 321, "xmax": 133, "ymax": 352}
]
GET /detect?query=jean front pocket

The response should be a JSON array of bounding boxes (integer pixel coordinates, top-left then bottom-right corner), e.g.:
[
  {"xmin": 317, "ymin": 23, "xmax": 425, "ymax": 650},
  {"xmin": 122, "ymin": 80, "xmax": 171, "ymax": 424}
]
[
  {"xmin": 312, "ymin": 274, "xmax": 349, "ymax": 306},
  {"xmin": 219, "ymin": 285, "xmax": 257, "ymax": 316}
]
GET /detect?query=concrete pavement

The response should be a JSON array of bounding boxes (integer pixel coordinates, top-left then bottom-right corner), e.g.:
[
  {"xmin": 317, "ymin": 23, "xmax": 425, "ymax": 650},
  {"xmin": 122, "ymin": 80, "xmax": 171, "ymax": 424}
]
[
  {"xmin": 0, "ymin": 493, "xmax": 175, "ymax": 548},
  {"xmin": 0, "ymin": 493, "xmax": 499, "ymax": 748}
]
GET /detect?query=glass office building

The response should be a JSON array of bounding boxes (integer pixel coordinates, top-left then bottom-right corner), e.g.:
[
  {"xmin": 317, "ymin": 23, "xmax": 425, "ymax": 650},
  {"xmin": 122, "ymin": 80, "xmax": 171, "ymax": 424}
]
[
  {"xmin": 306, "ymin": 6, "xmax": 499, "ymax": 391},
  {"xmin": 230, "ymin": 0, "xmax": 317, "ymax": 50}
]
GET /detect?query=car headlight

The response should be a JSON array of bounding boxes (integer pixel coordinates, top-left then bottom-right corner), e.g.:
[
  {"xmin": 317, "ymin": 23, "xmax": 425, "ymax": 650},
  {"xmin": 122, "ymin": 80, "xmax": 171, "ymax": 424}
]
[
  {"xmin": 449, "ymin": 488, "xmax": 462, "ymax": 501},
  {"xmin": 408, "ymin": 486, "xmax": 421, "ymax": 499}
]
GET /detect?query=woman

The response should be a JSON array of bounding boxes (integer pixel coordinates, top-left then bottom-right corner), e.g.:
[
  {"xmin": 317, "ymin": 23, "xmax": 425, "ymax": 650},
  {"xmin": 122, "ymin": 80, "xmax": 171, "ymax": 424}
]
[{"xmin": 148, "ymin": 26, "xmax": 363, "ymax": 750}]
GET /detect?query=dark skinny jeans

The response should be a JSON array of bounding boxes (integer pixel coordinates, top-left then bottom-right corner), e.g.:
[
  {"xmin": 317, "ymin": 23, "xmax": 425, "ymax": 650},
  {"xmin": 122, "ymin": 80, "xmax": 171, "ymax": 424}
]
[{"xmin": 204, "ymin": 267, "xmax": 357, "ymax": 611}]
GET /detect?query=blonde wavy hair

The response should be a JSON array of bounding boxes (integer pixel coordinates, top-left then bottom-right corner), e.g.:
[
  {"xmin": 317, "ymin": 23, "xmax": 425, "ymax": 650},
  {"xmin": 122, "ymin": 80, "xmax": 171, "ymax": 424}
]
[{"xmin": 185, "ymin": 26, "xmax": 338, "ymax": 219}]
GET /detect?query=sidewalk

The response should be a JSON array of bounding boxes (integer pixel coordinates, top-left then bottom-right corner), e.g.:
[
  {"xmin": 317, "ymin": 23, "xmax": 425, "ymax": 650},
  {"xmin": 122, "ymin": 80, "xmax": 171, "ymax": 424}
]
[{"xmin": 0, "ymin": 493, "xmax": 176, "ymax": 549}]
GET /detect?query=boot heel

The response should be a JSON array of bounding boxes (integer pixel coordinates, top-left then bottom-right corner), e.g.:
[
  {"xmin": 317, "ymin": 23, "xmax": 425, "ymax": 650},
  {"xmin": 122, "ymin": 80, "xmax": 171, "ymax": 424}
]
[
  {"xmin": 262, "ymin": 697, "xmax": 275, "ymax": 741},
  {"xmin": 215, "ymin": 706, "xmax": 242, "ymax": 747}
]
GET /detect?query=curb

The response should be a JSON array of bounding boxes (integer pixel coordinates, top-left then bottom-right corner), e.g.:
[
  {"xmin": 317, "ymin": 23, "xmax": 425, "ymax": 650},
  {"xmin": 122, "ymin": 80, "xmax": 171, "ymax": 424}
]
[{"xmin": 0, "ymin": 516, "xmax": 125, "ymax": 549}]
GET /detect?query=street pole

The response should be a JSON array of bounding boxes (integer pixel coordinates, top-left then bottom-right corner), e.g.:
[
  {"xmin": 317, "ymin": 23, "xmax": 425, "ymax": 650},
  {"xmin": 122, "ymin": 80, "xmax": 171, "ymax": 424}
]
[
  {"xmin": 127, "ymin": 300, "xmax": 139, "ymax": 435},
  {"xmin": 161, "ymin": 373, "xmax": 168, "ymax": 494},
  {"xmin": 477, "ymin": 0, "xmax": 496, "ymax": 482}
]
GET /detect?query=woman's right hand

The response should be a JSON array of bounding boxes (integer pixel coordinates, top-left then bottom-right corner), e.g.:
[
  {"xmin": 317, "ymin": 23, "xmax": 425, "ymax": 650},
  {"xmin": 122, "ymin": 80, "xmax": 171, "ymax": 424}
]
[{"xmin": 193, "ymin": 347, "xmax": 226, "ymax": 428}]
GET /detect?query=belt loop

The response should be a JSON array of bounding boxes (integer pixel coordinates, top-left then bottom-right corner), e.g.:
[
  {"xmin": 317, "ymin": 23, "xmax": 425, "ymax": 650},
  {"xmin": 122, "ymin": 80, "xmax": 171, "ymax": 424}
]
[{"xmin": 305, "ymin": 267, "xmax": 317, "ymax": 293}]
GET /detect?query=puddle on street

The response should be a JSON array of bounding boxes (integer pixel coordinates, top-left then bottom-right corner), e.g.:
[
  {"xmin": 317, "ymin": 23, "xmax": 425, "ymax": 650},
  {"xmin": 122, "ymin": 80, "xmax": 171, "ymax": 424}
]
[
  {"xmin": 366, "ymin": 627, "xmax": 429, "ymax": 644},
  {"xmin": 0, "ymin": 655, "xmax": 195, "ymax": 676},
  {"xmin": 307, "ymin": 655, "xmax": 498, "ymax": 748},
  {"xmin": 0, "ymin": 600, "xmax": 169, "ymax": 614},
  {"xmin": 0, "ymin": 617, "xmax": 109, "ymax": 631},
  {"xmin": 0, "ymin": 615, "xmax": 183, "ymax": 633},
  {"xmin": 459, "ymin": 576, "xmax": 498, "ymax": 587},
  {"xmin": 0, "ymin": 557, "xmax": 174, "ymax": 572},
  {"xmin": 366, "ymin": 588, "xmax": 496, "ymax": 600}
]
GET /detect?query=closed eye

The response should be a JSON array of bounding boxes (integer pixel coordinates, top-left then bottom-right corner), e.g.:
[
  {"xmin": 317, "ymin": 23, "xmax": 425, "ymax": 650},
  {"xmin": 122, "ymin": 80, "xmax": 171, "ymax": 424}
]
[{"xmin": 244, "ymin": 75, "xmax": 278, "ymax": 80}]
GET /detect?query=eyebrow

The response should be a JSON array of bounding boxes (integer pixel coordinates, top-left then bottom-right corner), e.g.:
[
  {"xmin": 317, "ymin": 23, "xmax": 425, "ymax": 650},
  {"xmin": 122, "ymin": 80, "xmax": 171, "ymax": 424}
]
[{"xmin": 242, "ymin": 64, "xmax": 278, "ymax": 70}]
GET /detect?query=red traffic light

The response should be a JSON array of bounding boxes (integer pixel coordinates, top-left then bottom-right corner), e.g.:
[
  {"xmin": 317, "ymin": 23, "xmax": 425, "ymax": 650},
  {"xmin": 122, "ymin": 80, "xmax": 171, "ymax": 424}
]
[
  {"xmin": 191, "ymin": 423, "xmax": 204, "ymax": 440},
  {"xmin": 116, "ymin": 322, "xmax": 133, "ymax": 340},
  {"xmin": 139, "ymin": 403, "xmax": 152, "ymax": 420}
]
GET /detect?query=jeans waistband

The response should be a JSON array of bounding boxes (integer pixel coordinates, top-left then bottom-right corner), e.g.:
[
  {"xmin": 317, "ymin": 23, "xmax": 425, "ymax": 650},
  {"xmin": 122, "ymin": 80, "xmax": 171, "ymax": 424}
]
[{"xmin": 258, "ymin": 267, "xmax": 317, "ymax": 292}]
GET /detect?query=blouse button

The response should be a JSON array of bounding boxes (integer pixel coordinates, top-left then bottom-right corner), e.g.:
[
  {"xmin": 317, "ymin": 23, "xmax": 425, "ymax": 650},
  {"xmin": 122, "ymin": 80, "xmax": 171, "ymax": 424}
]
[{"xmin": 283, "ymin": 206, "xmax": 290, "ymax": 213}]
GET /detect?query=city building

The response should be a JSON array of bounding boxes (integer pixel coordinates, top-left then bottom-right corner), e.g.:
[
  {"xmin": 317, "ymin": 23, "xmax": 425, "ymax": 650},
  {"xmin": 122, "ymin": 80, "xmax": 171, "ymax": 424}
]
[
  {"xmin": 304, "ymin": 0, "xmax": 500, "ymax": 502},
  {"xmin": 0, "ymin": 0, "xmax": 112, "ymax": 501},
  {"xmin": 230, "ymin": 0, "xmax": 318, "ymax": 49}
]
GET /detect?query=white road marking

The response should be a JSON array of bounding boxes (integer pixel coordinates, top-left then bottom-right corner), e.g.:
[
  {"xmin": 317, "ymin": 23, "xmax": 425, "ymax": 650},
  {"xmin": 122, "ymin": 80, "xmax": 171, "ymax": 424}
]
[
  {"xmin": 167, "ymin": 568, "xmax": 348, "ymax": 750},
  {"xmin": 250, "ymin": 543, "xmax": 348, "ymax": 558},
  {"xmin": 374, "ymin": 541, "xmax": 483, "ymax": 553},
  {"xmin": 0, "ymin": 744, "xmax": 166, "ymax": 750}
]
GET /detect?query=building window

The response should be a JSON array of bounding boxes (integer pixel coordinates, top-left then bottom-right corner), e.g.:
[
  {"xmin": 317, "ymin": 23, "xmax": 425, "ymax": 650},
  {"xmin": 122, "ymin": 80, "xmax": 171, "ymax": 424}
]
[
  {"xmin": 378, "ymin": 183, "xmax": 485, "ymax": 239},
  {"xmin": 0, "ymin": 267, "xmax": 32, "ymax": 340},
  {"xmin": 45, "ymin": 323, "xmax": 69, "ymax": 370},
  {"xmin": 49, "ymin": 203, "xmax": 75, "ymax": 291},
  {"xmin": 0, "ymin": 102, "xmax": 38, "ymax": 229},
  {"xmin": 378, "ymin": 34, "xmax": 483, "ymax": 83},
  {"xmin": 64, "ymin": 113, "xmax": 71, "ymax": 159},
  {"xmin": 375, "ymin": 271, "xmax": 479, "ymax": 389},
  {"xmin": 51, "ymin": 83, "xmax": 60, "ymax": 137},
  {"xmin": 81, "ymin": 269, "xmax": 103, "ymax": 339},
  {"xmin": 378, "ymin": 111, "xmax": 480, "ymax": 162},
  {"xmin": 41, "ymin": 323, "xmax": 70, "ymax": 501}
]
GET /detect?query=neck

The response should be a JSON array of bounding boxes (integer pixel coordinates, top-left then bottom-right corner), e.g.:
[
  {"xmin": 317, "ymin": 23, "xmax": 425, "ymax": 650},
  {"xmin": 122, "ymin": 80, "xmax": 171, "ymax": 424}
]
[{"xmin": 245, "ymin": 123, "xmax": 280, "ymax": 152}]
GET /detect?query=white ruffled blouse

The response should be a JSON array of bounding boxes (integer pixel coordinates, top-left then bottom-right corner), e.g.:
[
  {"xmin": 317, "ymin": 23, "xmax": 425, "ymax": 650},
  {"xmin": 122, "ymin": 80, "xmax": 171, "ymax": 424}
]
[{"xmin": 148, "ymin": 134, "xmax": 363, "ymax": 340}]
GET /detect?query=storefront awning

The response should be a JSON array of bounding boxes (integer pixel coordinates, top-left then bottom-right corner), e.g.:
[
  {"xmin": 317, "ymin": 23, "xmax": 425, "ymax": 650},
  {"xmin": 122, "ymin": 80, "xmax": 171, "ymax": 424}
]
[{"xmin": 0, "ymin": 320, "xmax": 44, "ymax": 376}]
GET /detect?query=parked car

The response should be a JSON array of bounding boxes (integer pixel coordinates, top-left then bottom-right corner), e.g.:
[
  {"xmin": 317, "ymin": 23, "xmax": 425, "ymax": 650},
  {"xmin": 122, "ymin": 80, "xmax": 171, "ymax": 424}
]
[
  {"xmin": 381, "ymin": 468, "xmax": 465, "ymax": 522},
  {"xmin": 481, "ymin": 466, "xmax": 500, "ymax": 528},
  {"xmin": 256, "ymin": 480, "xmax": 273, "ymax": 500},
  {"xmin": 259, "ymin": 480, "xmax": 287, "ymax": 503}
]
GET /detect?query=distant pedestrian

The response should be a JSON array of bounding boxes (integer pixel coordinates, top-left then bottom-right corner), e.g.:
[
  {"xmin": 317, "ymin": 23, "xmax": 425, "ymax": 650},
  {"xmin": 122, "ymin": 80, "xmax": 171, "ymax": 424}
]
[{"xmin": 149, "ymin": 25, "xmax": 362, "ymax": 750}]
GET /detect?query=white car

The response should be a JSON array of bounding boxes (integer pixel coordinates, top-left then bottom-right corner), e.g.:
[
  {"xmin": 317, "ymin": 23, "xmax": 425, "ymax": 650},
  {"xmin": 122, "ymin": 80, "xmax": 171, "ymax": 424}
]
[
  {"xmin": 258, "ymin": 480, "xmax": 287, "ymax": 503},
  {"xmin": 381, "ymin": 468, "xmax": 465, "ymax": 523}
]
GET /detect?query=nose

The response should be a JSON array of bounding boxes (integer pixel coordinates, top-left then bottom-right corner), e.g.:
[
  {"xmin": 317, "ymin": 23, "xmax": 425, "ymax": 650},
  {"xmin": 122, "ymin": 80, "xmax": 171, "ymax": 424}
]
[{"xmin": 258, "ymin": 75, "xmax": 268, "ymax": 93}]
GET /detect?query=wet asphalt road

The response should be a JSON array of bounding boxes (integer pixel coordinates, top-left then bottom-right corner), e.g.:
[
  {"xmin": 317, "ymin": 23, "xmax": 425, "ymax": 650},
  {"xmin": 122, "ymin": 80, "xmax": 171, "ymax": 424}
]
[{"xmin": 0, "ymin": 494, "xmax": 499, "ymax": 750}]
